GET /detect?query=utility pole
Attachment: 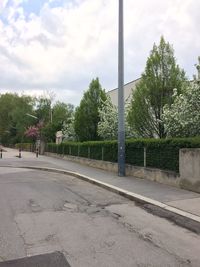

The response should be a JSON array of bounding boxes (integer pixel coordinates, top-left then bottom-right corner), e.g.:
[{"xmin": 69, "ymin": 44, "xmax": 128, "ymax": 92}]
[{"xmin": 118, "ymin": 0, "xmax": 125, "ymax": 176}]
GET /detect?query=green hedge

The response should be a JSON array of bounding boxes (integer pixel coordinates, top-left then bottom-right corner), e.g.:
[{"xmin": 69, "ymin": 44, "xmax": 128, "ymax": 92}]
[
  {"xmin": 15, "ymin": 143, "xmax": 35, "ymax": 151},
  {"xmin": 45, "ymin": 137, "xmax": 200, "ymax": 173}
]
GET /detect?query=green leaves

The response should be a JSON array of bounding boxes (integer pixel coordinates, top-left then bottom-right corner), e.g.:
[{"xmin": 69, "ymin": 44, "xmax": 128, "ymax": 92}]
[
  {"xmin": 0, "ymin": 93, "xmax": 35, "ymax": 144},
  {"xmin": 74, "ymin": 78, "xmax": 107, "ymax": 141},
  {"xmin": 128, "ymin": 36, "xmax": 187, "ymax": 138},
  {"xmin": 0, "ymin": 92, "xmax": 74, "ymax": 144},
  {"xmin": 46, "ymin": 137, "xmax": 200, "ymax": 172}
]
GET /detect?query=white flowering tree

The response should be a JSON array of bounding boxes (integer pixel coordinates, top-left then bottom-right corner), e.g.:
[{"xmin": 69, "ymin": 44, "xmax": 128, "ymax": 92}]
[
  {"xmin": 62, "ymin": 113, "xmax": 76, "ymax": 141},
  {"xmin": 98, "ymin": 96, "xmax": 133, "ymax": 140},
  {"xmin": 163, "ymin": 57, "xmax": 200, "ymax": 137}
]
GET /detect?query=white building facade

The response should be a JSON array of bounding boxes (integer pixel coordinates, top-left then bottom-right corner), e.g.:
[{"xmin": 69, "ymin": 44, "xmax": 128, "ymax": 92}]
[{"xmin": 107, "ymin": 78, "xmax": 140, "ymax": 106}]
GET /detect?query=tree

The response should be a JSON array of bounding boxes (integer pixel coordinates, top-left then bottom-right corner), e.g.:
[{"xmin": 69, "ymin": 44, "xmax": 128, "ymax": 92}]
[
  {"xmin": 35, "ymin": 96, "xmax": 52, "ymax": 125},
  {"xmin": 74, "ymin": 78, "xmax": 107, "ymax": 141},
  {"xmin": 127, "ymin": 36, "xmax": 187, "ymax": 138},
  {"xmin": 52, "ymin": 102, "xmax": 74, "ymax": 125},
  {"xmin": 62, "ymin": 112, "xmax": 76, "ymax": 141},
  {"xmin": 41, "ymin": 102, "xmax": 74, "ymax": 142},
  {"xmin": 24, "ymin": 125, "xmax": 40, "ymax": 141},
  {"xmin": 0, "ymin": 93, "xmax": 35, "ymax": 144},
  {"xmin": 0, "ymin": 91, "xmax": 75, "ymax": 144},
  {"xmin": 163, "ymin": 57, "xmax": 200, "ymax": 137},
  {"xmin": 98, "ymin": 96, "xmax": 118, "ymax": 140},
  {"xmin": 98, "ymin": 96, "xmax": 133, "ymax": 140},
  {"xmin": 11, "ymin": 95, "xmax": 36, "ymax": 141}
]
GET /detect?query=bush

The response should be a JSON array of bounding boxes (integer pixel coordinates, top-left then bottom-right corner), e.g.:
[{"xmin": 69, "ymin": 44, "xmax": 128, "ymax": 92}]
[
  {"xmin": 15, "ymin": 143, "xmax": 34, "ymax": 151},
  {"xmin": 45, "ymin": 137, "xmax": 200, "ymax": 172}
]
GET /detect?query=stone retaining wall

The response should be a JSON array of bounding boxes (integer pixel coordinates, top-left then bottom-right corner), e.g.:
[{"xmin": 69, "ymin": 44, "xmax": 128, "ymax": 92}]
[
  {"xmin": 179, "ymin": 148, "xmax": 200, "ymax": 193},
  {"xmin": 45, "ymin": 149, "xmax": 200, "ymax": 193}
]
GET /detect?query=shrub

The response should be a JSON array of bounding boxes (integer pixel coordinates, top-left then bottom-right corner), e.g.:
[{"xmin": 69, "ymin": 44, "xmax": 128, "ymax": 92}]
[
  {"xmin": 15, "ymin": 143, "xmax": 34, "ymax": 151},
  {"xmin": 45, "ymin": 137, "xmax": 200, "ymax": 172}
]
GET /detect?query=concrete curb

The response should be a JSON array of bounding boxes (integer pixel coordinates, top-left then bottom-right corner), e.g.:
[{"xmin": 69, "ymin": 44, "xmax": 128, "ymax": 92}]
[{"xmin": 12, "ymin": 165, "xmax": 200, "ymax": 227}]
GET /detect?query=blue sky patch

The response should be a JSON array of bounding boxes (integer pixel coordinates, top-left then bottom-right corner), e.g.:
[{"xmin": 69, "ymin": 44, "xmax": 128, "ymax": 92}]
[
  {"xmin": 0, "ymin": 0, "xmax": 77, "ymax": 25},
  {"xmin": 22, "ymin": 0, "xmax": 48, "ymax": 15},
  {"xmin": 21, "ymin": 0, "xmax": 76, "ymax": 15}
]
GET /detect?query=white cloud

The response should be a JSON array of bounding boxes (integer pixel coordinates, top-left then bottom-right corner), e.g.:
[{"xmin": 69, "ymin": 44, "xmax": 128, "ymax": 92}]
[
  {"xmin": 0, "ymin": 0, "xmax": 9, "ymax": 10},
  {"xmin": 0, "ymin": 0, "xmax": 199, "ymax": 105}
]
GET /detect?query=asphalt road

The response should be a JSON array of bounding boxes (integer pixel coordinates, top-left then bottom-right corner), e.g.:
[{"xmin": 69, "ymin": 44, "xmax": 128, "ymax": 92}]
[{"xmin": 0, "ymin": 167, "xmax": 200, "ymax": 267}]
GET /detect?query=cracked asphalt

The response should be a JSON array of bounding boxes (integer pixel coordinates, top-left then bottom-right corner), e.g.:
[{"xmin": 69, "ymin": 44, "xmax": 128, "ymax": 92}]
[{"xmin": 0, "ymin": 167, "xmax": 200, "ymax": 267}]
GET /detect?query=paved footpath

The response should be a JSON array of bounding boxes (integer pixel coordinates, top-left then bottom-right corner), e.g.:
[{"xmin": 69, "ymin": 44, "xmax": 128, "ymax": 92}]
[{"xmin": 1, "ymin": 147, "xmax": 200, "ymax": 227}]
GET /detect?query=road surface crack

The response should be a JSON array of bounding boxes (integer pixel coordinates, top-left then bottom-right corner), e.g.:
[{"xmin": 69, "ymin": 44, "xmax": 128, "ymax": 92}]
[
  {"xmin": 13, "ymin": 217, "xmax": 29, "ymax": 256},
  {"xmin": 108, "ymin": 214, "xmax": 192, "ymax": 267}
]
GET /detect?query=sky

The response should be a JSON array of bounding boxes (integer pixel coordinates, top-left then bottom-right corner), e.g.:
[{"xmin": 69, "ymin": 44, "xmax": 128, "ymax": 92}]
[{"xmin": 0, "ymin": 0, "xmax": 199, "ymax": 106}]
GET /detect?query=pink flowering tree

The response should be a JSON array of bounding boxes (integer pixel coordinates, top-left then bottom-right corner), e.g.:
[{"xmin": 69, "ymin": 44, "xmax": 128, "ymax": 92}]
[
  {"xmin": 24, "ymin": 122, "xmax": 43, "ymax": 141},
  {"xmin": 24, "ymin": 126, "xmax": 39, "ymax": 141}
]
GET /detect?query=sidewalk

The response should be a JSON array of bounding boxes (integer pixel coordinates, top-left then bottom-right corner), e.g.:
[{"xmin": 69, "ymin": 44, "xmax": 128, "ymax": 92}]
[{"xmin": 1, "ymin": 147, "xmax": 200, "ymax": 222}]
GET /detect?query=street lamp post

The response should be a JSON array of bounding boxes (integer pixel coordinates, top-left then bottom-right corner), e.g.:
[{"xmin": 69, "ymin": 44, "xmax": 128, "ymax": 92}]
[
  {"xmin": 26, "ymin": 113, "xmax": 38, "ymax": 120},
  {"xmin": 118, "ymin": 0, "xmax": 125, "ymax": 176}
]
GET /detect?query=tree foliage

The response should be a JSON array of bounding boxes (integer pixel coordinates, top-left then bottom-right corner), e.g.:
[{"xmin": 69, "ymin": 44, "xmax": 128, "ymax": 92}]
[
  {"xmin": 0, "ymin": 93, "xmax": 35, "ymax": 144},
  {"xmin": 41, "ymin": 101, "xmax": 74, "ymax": 142},
  {"xmin": 0, "ymin": 92, "xmax": 74, "ymax": 144},
  {"xmin": 35, "ymin": 96, "xmax": 52, "ymax": 125},
  {"xmin": 74, "ymin": 78, "xmax": 107, "ymax": 141},
  {"xmin": 163, "ymin": 57, "xmax": 200, "ymax": 137},
  {"xmin": 24, "ymin": 125, "xmax": 40, "ymax": 140},
  {"xmin": 62, "ymin": 112, "xmax": 76, "ymax": 141},
  {"xmin": 128, "ymin": 36, "xmax": 187, "ymax": 138},
  {"xmin": 98, "ymin": 96, "xmax": 118, "ymax": 140},
  {"xmin": 98, "ymin": 96, "xmax": 133, "ymax": 140},
  {"xmin": 53, "ymin": 102, "xmax": 74, "ymax": 125}
]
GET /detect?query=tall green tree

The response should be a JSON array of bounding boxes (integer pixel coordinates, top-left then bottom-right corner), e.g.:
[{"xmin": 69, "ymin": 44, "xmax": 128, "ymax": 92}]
[
  {"xmin": 128, "ymin": 36, "xmax": 187, "ymax": 138},
  {"xmin": 74, "ymin": 78, "xmax": 107, "ymax": 141}
]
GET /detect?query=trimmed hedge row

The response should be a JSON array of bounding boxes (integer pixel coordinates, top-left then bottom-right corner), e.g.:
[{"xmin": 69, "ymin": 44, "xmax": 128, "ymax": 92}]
[
  {"xmin": 46, "ymin": 137, "xmax": 200, "ymax": 173},
  {"xmin": 46, "ymin": 141, "xmax": 118, "ymax": 162},
  {"xmin": 15, "ymin": 143, "xmax": 35, "ymax": 152}
]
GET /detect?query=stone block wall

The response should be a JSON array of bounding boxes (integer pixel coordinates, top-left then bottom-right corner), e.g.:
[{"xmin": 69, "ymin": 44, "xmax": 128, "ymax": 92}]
[{"xmin": 179, "ymin": 148, "xmax": 200, "ymax": 193}]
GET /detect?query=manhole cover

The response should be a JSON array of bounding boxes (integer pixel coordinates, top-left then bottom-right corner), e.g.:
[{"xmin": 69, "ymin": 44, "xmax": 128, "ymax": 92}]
[{"xmin": 0, "ymin": 251, "xmax": 70, "ymax": 267}]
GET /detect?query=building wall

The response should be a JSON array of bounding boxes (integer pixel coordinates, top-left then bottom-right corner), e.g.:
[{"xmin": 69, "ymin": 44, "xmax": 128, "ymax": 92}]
[{"xmin": 107, "ymin": 78, "xmax": 140, "ymax": 106}]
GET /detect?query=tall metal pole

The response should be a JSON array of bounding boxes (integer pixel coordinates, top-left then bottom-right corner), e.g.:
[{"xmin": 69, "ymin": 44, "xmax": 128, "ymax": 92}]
[{"xmin": 118, "ymin": 0, "xmax": 125, "ymax": 176}]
